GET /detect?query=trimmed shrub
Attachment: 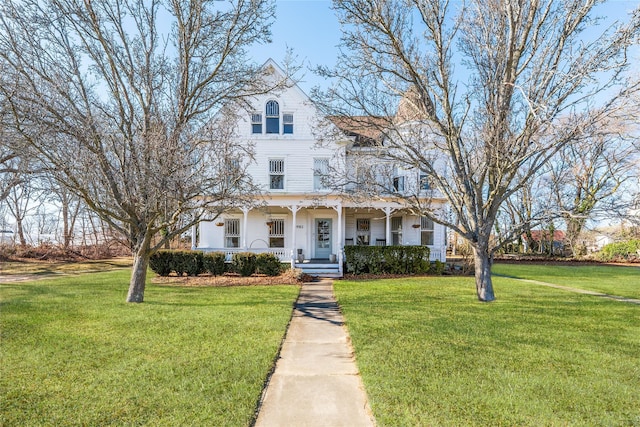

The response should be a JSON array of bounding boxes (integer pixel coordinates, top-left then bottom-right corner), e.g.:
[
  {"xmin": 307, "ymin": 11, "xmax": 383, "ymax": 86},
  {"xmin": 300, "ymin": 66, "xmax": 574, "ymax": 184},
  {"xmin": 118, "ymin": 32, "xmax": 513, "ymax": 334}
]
[
  {"xmin": 171, "ymin": 250, "xmax": 204, "ymax": 276},
  {"xmin": 202, "ymin": 252, "xmax": 226, "ymax": 276},
  {"xmin": 598, "ymin": 239, "xmax": 640, "ymax": 261},
  {"xmin": 430, "ymin": 259, "xmax": 446, "ymax": 275},
  {"xmin": 149, "ymin": 250, "xmax": 173, "ymax": 276},
  {"xmin": 344, "ymin": 245, "xmax": 431, "ymax": 275},
  {"xmin": 171, "ymin": 251, "xmax": 186, "ymax": 276},
  {"xmin": 256, "ymin": 253, "xmax": 282, "ymax": 276},
  {"xmin": 232, "ymin": 252, "xmax": 257, "ymax": 277}
]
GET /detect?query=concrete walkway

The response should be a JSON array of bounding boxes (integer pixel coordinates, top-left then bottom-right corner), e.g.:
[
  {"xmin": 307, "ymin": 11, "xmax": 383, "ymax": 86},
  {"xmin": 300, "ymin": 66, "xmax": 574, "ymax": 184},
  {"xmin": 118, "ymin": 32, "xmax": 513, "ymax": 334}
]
[{"xmin": 254, "ymin": 279, "xmax": 376, "ymax": 427}]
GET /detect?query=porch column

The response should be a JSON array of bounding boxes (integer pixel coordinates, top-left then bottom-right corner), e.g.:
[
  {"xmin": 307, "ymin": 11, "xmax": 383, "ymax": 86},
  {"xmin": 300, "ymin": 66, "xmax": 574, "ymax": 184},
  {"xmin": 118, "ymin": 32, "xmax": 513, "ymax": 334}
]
[
  {"xmin": 288, "ymin": 205, "xmax": 301, "ymax": 266},
  {"xmin": 241, "ymin": 207, "xmax": 250, "ymax": 249},
  {"xmin": 337, "ymin": 204, "xmax": 343, "ymax": 275},
  {"xmin": 337, "ymin": 204, "xmax": 343, "ymax": 254},
  {"xmin": 331, "ymin": 203, "xmax": 343, "ymax": 274},
  {"xmin": 384, "ymin": 207, "xmax": 394, "ymax": 245},
  {"xmin": 191, "ymin": 224, "xmax": 197, "ymax": 249},
  {"xmin": 291, "ymin": 205, "xmax": 298, "ymax": 250}
]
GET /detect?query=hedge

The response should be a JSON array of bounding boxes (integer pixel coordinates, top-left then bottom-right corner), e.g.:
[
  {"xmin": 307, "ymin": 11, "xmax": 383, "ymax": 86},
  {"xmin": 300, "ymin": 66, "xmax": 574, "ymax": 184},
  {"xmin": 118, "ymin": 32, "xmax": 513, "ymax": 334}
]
[
  {"xmin": 256, "ymin": 252, "xmax": 282, "ymax": 276},
  {"xmin": 344, "ymin": 245, "xmax": 431, "ymax": 275},
  {"xmin": 174, "ymin": 250, "xmax": 205, "ymax": 276},
  {"xmin": 149, "ymin": 250, "xmax": 217, "ymax": 277},
  {"xmin": 598, "ymin": 239, "xmax": 640, "ymax": 261},
  {"xmin": 231, "ymin": 252, "xmax": 258, "ymax": 277},
  {"xmin": 149, "ymin": 250, "xmax": 173, "ymax": 276},
  {"xmin": 202, "ymin": 252, "xmax": 226, "ymax": 276}
]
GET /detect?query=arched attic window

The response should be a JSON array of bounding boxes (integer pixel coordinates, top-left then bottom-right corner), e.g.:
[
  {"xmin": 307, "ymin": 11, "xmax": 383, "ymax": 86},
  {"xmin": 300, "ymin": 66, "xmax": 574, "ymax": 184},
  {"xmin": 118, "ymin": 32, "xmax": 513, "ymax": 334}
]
[{"xmin": 266, "ymin": 100, "xmax": 279, "ymax": 134}]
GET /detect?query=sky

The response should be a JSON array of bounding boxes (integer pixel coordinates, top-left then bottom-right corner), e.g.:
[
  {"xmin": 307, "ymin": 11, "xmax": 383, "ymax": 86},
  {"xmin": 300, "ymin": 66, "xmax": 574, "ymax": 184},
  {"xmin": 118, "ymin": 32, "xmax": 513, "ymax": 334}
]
[
  {"xmin": 253, "ymin": 0, "xmax": 640, "ymax": 93},
  {"xmin": 250, "ymin": 0, "xmax": 341, "ymax": 93}
]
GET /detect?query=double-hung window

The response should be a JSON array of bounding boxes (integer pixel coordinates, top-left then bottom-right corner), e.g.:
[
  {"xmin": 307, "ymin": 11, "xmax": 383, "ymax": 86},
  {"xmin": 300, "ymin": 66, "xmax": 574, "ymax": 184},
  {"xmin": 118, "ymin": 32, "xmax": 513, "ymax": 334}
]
[
  {"xmin": 420, "ymin": 216, "xmax": 434, "ymax": 246},
  {"xmin": 393, "ymin": 176, "xmax": 405, "ymax": 192},
  {"xmin": 268, "ymin": 218, "xmax": 285, "ymax": 248},
  {"xmin": 266, "ymin": 100, "xmax": 280, "ymax": 134},
  {"xmin": 392, "ymin": 166, "xmax": 405, "ymax": 192},
  {"xmin": 269, "ymin": 159, "xmax": 285, "ymax": 190},
  {"xmin": 314, "ymin": 158, "xmax": 329, "ymax": 191},
  {"xmin": 419, "ymin": 173, "xmax": 430, "ymax": 190},
  {"xmin": 283, "ymin": 113, "xmax": 293, "ymax": 134},
  {"xmin": 225, "ymin": 219, "xmax": 240, "ymax": 248},
  {"xmin": 225, "ymin": 159, "xmax": 241, "ymax": 189},
  {"xmin": 251, "ymin": 113, "xmax": 262, "ymax": 134}
]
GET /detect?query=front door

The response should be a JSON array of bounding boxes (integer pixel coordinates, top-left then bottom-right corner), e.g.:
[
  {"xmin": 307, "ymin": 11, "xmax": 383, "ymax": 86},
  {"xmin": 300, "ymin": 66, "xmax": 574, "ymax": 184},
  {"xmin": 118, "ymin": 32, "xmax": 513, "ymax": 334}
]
[{"xmin": 315, "ymin": 218, "xmax": 332, "ymax": 259}]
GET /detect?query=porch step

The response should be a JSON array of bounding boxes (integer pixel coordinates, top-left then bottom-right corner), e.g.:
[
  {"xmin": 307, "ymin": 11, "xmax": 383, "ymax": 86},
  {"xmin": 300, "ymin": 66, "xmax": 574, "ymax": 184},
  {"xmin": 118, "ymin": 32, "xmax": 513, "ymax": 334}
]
[
  {"xmin": 301, "ymin": 270, "xmax": 342, "ymax": 277},
  {"xmin": 294, "ymin": 263, "xmax": 342, "ymax": 278},
  {"xmin": 295, "ymin": 263, "xmax": 339, "ymax": 269}
]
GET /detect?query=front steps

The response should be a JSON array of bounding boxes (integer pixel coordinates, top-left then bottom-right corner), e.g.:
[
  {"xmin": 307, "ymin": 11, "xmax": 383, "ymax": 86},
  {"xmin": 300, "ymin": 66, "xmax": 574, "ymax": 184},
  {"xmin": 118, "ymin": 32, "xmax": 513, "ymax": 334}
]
[{"xmin": 294, "ymin": 260, "xmax": 342, "ymax": 278}]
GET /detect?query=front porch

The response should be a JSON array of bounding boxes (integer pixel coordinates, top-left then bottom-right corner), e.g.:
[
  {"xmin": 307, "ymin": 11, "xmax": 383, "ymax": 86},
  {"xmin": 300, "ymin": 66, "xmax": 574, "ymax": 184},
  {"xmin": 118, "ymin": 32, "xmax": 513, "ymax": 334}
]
[{"xmin": 193, "ymin": 199, "xmax": 447, "ymax": 278}]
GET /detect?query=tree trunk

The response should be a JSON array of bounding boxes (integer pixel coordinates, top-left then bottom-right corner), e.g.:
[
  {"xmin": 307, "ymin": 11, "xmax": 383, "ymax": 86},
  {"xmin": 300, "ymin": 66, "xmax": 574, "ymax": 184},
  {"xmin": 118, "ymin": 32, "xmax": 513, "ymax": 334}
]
[
  {"xmin": 16, "ymin": 217, "xmax": 27, "ymax": 247},
  {"xmin": 473, "ymin": 245, "xmax": 496, "ymax": 302},
  {"xmin": 126, "ymin": 250, "xmax": 150, "ymax": 303},
  {"xmin": 565, "ymin": 216, "xmax": 586, "ymax": 257},
  {"xmin": 62, "ymin": 199, "xmax": 71, "ymax": 249}
]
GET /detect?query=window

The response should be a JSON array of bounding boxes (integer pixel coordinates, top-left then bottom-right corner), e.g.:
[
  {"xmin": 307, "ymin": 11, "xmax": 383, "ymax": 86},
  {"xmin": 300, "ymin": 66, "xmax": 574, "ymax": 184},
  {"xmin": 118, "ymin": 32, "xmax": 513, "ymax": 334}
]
[
  {"xmin": 266, "ymin": 100, "xmax": 279, "ymax": 134},
  {"xmin": 392, "ymin": 166, "xmax": 404, "ymax": 192},
  {"xmin": 225, "ymin": 219, "xmax": 240, "ymax": 248},
  {"xmin": 269, "ymin": 159, "xmax": 284, "ymax": 190},
  {"xmin": 225, "ymin": 159, "xmax": 241, "ymax": 189},
  {"xmin": 419, "ymin": 173, "xmax": 430, "ymax": 190},
  {"xmin": 283, "ymin": 113, "xmax": 293, "ymax": 134},
  {"xmin": 356, "ymin": 219, "xmax": 370, "ymax": 246},
  {"xmin": 393, "ymin": 176, "xmax": 405, "ymax": 192},
  {"xmin": 420, "ymin": 216, "xmax": 434, "ymax": 246},
  {"xmin": 268, "ymin": 218, "xmax": 285, "ymax": 248},
  {"xmin": 355, "ymin": 166, "xmax": 366, "ymax": 191},
  {"xmin": 251, "ymin": 113, "xmax": 262, "ymax": 134},
  {"xmin": 391, "ymin": 217, "xmax": 403, "ymax": 245},
  {"xmin": 314, "ymin": 158, "xmax": 329, "ymax": 191}
]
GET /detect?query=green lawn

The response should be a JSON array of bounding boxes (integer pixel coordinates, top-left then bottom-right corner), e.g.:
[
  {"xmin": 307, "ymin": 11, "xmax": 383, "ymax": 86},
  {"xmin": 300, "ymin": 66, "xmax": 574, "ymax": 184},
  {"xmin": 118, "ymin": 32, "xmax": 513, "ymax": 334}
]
[
  {"xmin": 0, "ymin": 270, "xmax": 299, "ymax": 426},
  {"xmin": 493, "ymin": 263, "xmax": 640, "ymax": 300},
  {"xmin": 335, "ymin": 275, "xmax": 640, "ymax": 426}
]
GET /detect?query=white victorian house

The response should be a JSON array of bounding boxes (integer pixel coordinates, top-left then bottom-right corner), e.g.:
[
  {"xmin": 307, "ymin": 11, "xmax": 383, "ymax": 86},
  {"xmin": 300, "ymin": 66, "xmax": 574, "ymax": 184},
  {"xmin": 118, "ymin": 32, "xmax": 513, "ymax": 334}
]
[{"xmin": 192, "ymin": 60, "xmax": 448, "ymax": 276}]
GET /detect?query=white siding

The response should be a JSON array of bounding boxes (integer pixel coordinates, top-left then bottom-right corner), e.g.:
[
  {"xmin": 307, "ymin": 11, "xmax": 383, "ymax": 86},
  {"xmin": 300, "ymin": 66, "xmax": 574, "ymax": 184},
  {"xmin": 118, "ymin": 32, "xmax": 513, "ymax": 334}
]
[
  {"xmin": 234, "ymin": 73, "xmax": 339, "ymax": 194},
  {"xmin": 196, "ymin": 60, "xmax": 447, "ymax": 264}
]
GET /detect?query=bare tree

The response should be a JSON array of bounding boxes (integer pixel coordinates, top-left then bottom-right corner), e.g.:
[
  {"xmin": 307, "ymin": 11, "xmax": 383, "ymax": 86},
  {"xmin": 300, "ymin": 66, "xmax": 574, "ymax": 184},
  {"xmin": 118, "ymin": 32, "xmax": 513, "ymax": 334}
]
[
  {"xmin": 317, "ymin": 0, "xmax": 640, "ymax": 301},
  {"xmin": 0, "ymin": 0, "xmax": 286, "ymax": 302},
  {"xmin": 0, "ymin": 147, "xmax": 21, "ymax": 204},
  {"xmin": 549, "ymin": 123, "xmax": 638, "ymax": 256},
  {"xmin": 0, "ymin": 115, "xmax": 24, "ymax": 203},
  {"xmin": 42, "ymin": 176, "xmax": 84, "ymax": 250},
  {"xmin": 499, "ymin": 171, "xmax": 553, "ymax": 254},
  {"xmin": 4, "ymin": 158, "xmax": 44, "ymax": 246}
]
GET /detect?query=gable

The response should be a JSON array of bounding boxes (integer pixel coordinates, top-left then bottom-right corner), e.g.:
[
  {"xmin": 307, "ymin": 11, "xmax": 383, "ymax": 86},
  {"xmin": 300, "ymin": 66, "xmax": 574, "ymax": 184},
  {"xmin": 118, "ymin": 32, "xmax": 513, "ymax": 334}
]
[{"xmin": 241, "ymin": 60, "xmax": 322, "ymax": 139}]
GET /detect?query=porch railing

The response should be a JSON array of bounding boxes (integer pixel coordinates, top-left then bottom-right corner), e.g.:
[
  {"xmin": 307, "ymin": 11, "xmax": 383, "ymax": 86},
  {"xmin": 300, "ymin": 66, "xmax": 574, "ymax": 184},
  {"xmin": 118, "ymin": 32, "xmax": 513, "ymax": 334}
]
[
  {"xmin": 198, "ymin": 245, "xmax": 445, "ymax": 264},
  {"xmin": 199, "ymin": 247, "xmax": 291, "ymax": 262},
  {"xmin": 429, "ymin": 247, "xmax": 446, "ymax": 262}
]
